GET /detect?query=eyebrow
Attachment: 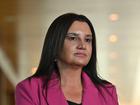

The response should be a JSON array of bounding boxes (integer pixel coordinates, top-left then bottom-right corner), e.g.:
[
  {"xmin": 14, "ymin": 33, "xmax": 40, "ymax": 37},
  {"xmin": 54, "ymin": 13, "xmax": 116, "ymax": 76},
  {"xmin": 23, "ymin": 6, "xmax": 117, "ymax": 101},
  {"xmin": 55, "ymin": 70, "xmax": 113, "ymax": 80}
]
[{"xmin": 67, "ymin": 32, "xmax": 92, "ymax": 38}]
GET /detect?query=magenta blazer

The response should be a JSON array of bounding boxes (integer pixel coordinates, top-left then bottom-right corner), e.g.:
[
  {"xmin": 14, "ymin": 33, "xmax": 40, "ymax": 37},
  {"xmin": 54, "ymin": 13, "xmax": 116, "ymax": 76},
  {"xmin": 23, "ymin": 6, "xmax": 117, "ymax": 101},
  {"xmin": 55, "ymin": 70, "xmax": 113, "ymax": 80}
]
[{"xmin": 15, "ymin": 72, "xmax": 119, "ymax": 105}]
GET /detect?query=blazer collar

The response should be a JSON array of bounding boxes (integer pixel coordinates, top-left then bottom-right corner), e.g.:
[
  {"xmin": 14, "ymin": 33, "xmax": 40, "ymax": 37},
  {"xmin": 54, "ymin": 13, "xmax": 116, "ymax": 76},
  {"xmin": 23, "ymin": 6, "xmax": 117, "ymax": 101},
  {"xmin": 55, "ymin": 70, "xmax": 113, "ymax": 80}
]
[{"xmin": 45, "ymin": 72, "xmax": 100, "ymax": 105}]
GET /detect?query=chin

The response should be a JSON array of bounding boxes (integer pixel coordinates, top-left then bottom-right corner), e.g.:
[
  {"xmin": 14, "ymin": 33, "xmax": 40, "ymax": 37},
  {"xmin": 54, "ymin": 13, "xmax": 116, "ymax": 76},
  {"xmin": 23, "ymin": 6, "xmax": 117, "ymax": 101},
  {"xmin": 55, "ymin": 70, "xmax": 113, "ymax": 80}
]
[{"xmin": 74, "ymin": 61, "xmax": 88, "ymax": 67}]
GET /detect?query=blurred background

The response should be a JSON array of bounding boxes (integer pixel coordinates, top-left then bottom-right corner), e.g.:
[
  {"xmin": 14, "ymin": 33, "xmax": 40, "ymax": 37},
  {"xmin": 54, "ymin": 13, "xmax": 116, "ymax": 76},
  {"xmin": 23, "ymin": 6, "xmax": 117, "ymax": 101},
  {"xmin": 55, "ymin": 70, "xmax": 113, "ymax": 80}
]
[{"xmin": 0, "ymin": 0, "xmax": 140, "ymax": 105}]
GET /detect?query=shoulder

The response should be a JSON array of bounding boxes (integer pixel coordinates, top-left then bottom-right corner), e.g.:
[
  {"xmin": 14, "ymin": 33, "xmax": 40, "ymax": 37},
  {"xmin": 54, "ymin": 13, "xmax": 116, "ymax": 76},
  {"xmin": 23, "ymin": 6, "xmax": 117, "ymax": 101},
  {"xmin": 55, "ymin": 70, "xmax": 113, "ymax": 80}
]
[
  {"xmin": 82, "ymin": 72, "xmax": 119, "ymax": 104},
  {"xmin": 104, "ymin": 82, "xmax": 116, "ymax": 89},
  {"xmin": 16, "ymin": 77, "xmax": 43, "ymax": 91},
  {"xmin": 15, "ymin": 76, "xmax": 44, "ymax": 105},
  {"xmin": 16, "ymin": 76, "xmax": 43, "ymax": 89},
  {"xmin": 99, "ymin": 81, "xmax": 117, "ymax": 95},
  {"xmin": 98, "ymin": 82, "xmax": 119, "ymax": 105},
  {"xmin": 15, "ymin": 76, "xmax": 44, "ymax": 98}
]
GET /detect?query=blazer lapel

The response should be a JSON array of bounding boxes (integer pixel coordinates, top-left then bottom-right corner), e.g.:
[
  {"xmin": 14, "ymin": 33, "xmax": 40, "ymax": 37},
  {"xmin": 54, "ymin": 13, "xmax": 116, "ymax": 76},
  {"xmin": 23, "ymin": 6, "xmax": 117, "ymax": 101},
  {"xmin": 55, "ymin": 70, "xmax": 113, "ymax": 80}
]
[
  {"xmin": 45, "ymin": 72, "xmax": 102, "ymax": 105},
  {"xmin": 82, "ymin": 72, "xmax": 101, "ymax": 105},
  {"xmin": 45, "ymin": 73, "xmax": 68, "ymax": 105}
]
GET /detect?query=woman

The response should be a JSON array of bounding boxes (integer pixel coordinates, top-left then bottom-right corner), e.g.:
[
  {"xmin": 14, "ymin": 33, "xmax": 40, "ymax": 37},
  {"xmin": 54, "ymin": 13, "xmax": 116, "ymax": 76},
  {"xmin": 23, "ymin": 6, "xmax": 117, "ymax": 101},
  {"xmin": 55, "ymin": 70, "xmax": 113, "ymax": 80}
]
[{"xmin": 15, "ymin": 13, "xmax": 119, "ymax": 105}]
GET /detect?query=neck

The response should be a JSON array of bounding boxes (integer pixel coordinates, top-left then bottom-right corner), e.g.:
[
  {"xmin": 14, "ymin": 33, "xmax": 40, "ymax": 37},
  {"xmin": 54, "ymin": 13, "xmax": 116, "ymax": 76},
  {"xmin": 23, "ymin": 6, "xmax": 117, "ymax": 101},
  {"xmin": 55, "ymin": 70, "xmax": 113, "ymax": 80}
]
[
  {"xmin": 57, "ymin": 62, "xmax": 83, "ymax": 88},
  {"xmin": 57, "ymin": 61, "xmax": 83, "ymax": 103},
  {"xmin": 60, "ymin": 69, "xmax": 82, "ymax": 88}
]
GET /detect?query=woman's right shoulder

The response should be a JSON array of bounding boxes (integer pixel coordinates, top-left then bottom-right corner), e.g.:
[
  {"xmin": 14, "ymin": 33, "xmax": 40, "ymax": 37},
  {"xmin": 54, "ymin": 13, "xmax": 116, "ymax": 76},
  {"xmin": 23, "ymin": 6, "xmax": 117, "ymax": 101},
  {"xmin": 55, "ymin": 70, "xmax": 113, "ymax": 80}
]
[
  {"xmin": 15, "ymin": 76, "xmax": 46, "ymax": 105},
  {"xmin": 16, "ymin": 76, "xmax": 44, "ymax": 91}
]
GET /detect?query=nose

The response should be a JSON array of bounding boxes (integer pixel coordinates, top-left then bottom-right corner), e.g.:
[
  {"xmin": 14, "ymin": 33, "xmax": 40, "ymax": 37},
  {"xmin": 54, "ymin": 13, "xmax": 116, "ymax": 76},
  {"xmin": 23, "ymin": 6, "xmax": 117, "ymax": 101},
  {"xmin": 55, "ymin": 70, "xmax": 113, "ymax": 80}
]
[{"xmin": 77, "ymin": 40, "xmax": 86, "ymax": 50}]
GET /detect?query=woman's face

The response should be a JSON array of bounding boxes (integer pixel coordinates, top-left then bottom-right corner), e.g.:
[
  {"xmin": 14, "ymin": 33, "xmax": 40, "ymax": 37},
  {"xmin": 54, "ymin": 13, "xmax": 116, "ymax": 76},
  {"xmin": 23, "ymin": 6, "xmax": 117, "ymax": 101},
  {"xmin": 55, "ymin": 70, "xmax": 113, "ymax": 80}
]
[{"xmin": 58, "ymin": 21, "xmax": 92, "ymax": 67}]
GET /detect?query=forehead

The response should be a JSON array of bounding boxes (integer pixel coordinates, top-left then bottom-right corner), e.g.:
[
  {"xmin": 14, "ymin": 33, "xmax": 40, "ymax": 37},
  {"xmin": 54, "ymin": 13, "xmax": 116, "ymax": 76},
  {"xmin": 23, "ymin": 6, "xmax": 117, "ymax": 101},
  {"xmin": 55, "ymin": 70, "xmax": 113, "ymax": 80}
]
[{"xmin": 67, "ymin": 21, "xmax": 92, "ymax": 35}]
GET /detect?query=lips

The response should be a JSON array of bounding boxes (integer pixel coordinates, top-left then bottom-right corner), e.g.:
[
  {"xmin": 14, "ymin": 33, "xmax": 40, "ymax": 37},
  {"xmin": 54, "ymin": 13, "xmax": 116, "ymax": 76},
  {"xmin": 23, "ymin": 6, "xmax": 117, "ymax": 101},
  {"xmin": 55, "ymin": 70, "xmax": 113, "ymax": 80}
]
[{"xmin": 74, "ymin": 52, "xmax": 87, "ymax": 57}]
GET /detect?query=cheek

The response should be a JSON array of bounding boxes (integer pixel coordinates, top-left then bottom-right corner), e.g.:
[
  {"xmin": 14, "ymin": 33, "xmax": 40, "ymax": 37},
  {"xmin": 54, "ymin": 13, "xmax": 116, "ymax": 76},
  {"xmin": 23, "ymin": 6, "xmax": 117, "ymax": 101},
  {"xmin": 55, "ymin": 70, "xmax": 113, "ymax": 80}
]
[
  {"xmin": 63, "ymin": 41, "xmax": 76, "ymax": 53},
  {"xmin": 60, "ymin": 43, "xmax": 75, "ymax": 59},
  {"xmin": 86, "ymin": 46, "xmax": 92, "ymax": 62},
  {"xmin": 88, "ymin": 45, "xmax": 92, "ymax": 56}
]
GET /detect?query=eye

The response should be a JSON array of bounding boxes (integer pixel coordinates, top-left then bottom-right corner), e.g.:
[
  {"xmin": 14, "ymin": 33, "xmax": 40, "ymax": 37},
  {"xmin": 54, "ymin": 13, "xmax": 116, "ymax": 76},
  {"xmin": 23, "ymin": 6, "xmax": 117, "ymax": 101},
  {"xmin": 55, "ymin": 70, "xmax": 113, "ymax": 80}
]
[
  {"xmin": 66, "ymin": 36, "xmax": 78, "ymax": 41},
  {"xmin": 85, "ymin": 38, "xmax": 92, "ymax": 43}
]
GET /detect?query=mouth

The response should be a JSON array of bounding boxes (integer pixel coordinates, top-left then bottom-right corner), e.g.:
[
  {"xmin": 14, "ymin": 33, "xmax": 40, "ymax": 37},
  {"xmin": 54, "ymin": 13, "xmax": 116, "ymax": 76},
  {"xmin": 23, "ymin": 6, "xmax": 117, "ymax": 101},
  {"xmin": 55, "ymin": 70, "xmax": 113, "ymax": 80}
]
[{"xmin": 74, "ymin": 52, "xmax": 87, "ymax": 57}]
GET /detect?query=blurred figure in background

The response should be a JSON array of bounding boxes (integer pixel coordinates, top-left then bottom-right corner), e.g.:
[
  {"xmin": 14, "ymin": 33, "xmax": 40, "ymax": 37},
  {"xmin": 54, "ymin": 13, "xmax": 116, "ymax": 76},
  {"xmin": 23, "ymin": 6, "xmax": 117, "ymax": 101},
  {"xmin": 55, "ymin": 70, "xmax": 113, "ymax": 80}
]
[{"xmin": 15, "ymin": 13, "xmax": 119, "ymax": 105}]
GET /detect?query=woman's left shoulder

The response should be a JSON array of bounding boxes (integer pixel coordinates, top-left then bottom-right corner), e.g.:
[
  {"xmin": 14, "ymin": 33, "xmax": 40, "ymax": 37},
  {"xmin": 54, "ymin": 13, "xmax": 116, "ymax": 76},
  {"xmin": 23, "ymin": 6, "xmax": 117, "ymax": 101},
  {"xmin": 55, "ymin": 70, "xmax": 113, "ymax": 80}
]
[
  {"xmin": 100, "ymin": 81, "xmax": 117, "ymax": 94},
  {"xmin": 105, "ymin": 82, "xmax": 116, "ymax": 89},
  {"xmin": 99, "ymin": 82, "xmax": 119, "ymax": 105},
  {"xmin": 98, "ymin": 80, "xmax": 118, "ymax": 97},
  {"xmin": 100, "ymin": 80, "xmax": 116, "ymax": 89}
]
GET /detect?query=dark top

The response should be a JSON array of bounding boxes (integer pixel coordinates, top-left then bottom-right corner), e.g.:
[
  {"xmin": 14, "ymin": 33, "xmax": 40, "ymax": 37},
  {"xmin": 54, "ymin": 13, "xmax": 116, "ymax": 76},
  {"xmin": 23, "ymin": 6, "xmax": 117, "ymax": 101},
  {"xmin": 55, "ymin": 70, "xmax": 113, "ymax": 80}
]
[{"xmin": 67, "ymin": 100, "xmax": 82, "ymax": 105}]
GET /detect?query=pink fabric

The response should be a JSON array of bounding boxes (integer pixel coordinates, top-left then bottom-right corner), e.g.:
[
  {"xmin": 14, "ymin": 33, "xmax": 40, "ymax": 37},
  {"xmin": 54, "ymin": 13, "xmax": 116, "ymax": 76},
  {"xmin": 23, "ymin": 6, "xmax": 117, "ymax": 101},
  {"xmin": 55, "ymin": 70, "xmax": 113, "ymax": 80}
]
[{"xmin": 15, "ymin": 72, "xmax": 119, "ymax": 105}]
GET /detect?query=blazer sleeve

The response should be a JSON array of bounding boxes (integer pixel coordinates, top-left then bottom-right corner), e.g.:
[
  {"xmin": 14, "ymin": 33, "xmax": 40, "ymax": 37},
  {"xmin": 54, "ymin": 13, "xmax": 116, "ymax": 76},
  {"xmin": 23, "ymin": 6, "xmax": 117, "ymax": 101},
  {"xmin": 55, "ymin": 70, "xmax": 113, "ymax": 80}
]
[{"xmin": 15, "ymin": 80, "xmax": 35, "ymax": 105}]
